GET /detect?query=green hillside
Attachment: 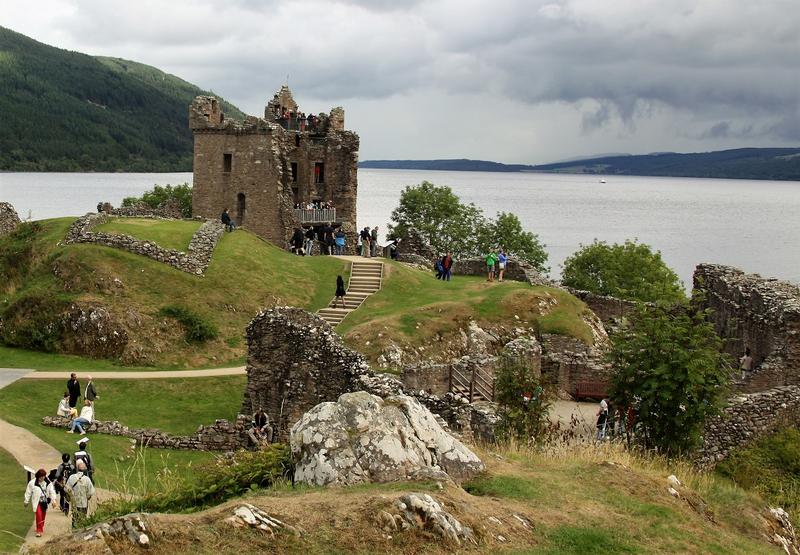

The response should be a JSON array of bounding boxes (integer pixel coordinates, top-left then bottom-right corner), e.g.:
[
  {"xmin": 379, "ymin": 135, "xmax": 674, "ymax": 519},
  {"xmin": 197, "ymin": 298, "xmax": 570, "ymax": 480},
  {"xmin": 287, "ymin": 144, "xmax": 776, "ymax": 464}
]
[{"xmin": 0, "ymin": 26, "xmax": 245, "ymax": 172}]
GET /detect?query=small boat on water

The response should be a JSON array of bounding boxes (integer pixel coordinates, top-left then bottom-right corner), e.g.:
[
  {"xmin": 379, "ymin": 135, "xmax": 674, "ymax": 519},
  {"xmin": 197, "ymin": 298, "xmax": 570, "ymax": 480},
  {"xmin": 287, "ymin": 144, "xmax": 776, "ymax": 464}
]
[{"xmin": 599, "ymin": 178, "xmax": 607, "ymax": 183}]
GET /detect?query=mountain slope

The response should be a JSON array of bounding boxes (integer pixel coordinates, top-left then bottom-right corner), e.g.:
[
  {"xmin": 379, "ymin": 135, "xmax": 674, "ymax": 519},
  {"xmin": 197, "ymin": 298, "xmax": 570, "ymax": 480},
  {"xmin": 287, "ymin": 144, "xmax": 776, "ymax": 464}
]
[{"xmin": 0, "ymin": 26, "xmax": 244, "ymax": 172}]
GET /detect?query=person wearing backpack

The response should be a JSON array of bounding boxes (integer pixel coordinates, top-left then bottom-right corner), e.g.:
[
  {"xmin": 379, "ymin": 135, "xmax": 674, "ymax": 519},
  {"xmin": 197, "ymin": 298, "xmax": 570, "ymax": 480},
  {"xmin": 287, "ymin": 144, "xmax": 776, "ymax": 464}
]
[
  {"xmin": 24, "ymin": 468, "xmax": 56, "ymax": 537},
  {"xmin": 54, "ymin": 453, "xmax": 75, "ymax": 515},
  {"xmin": 65, "ymin": 460, "xmax": 95, "ymax": 528},
  {"xmin": 74, "ymin": 437, "xmax": 94, "ymax": 483}
]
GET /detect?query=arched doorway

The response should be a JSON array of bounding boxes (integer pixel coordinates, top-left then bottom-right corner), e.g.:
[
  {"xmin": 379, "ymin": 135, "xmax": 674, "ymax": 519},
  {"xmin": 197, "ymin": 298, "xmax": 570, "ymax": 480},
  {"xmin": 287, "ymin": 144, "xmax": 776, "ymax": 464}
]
[{"xmin": 236, "ymin": 193, "xmax": 246, "ymax": 226}]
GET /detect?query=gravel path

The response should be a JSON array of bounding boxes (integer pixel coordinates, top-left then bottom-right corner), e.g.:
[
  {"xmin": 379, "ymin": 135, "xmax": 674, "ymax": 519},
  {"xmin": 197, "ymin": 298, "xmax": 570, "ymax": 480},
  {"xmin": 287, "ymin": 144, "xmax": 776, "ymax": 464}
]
[{"xmin": 16, "ymin": 366, "xmax": 246, "ymax": 380}]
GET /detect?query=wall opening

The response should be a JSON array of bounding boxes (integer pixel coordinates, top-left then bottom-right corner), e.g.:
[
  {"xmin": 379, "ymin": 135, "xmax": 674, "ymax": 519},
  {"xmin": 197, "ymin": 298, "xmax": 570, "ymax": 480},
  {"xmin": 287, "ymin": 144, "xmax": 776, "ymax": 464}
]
[
  {"xmin": 236, "ymin": 193, "xmax": 246, "ymax": 226},
  {"xmin": 291, "ymin": 162, "xmax": 298, "ymax": 182},
  {"xmin": 223, "ymin": 153, "xmax": 232, "ymax": 173},
  {"xmin": 314, "ymin": 162, "xmax": 325, "ymax": 184}
]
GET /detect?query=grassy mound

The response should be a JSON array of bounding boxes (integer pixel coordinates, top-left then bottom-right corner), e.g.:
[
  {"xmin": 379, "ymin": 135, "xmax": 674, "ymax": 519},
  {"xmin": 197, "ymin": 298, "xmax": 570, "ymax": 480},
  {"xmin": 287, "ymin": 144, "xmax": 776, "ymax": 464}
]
[
  {"xmin": 339, "ymin": 260, "xmax": 596, "ymax": 364},
  {"xmin": 0, "ymin": 218, "xmax": 349, "ymax": 367},
  {"xmin": 94, "ymin": 218, "xmax": 201, "ymax": 252},
  {"xmin": 0, "ymin": 447, "xmax": 30, "ymax": 553}
]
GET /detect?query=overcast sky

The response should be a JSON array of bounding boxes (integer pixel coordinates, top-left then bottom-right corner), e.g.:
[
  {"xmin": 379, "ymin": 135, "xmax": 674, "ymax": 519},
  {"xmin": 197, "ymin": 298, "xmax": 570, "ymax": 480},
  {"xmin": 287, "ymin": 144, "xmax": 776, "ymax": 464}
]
[{"xmin": 5, "ymin": 0, "xmax": 800, "ymax": 163}]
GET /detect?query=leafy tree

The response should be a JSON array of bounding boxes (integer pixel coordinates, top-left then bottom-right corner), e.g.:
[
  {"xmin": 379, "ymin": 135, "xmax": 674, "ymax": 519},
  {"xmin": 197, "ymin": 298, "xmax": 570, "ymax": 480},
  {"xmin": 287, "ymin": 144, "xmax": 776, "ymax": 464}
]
[
  {"xmin": 495, "ymin": 353, "xmax": 553, "ymax": 443},
  {"xmin": 561, "ymin": 239, "xmax": 684, "ymax": 303},
  {"xmin": 481, "ymin": 212, "xmax": 548, "ymax": 273},
  {"xmin": 608, "ymin": 303, "xmax": 732, "ymax": 455},
  {"xmin": 388, "ymin": 181, "xmax": 485, "ymax": 258},
  {"xmin": 122, "ymin": 183, "xmax": 192, "ymax": 218}
]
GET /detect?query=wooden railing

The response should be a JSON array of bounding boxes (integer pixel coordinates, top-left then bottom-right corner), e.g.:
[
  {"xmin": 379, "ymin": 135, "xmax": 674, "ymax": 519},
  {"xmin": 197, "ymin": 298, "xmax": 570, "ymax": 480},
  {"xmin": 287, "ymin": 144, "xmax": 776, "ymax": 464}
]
[
  {"xmin": 293, "ymin": 208, "xmax": 336, "ymax": 223},
  {"xmin": 448, "ymin": 364, "xmax": 495, "ymax": 402}
]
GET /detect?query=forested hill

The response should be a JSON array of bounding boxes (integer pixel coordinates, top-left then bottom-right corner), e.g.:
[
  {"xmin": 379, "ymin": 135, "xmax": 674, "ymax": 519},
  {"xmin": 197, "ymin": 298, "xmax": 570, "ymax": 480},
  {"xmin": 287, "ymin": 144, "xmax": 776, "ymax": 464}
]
[
  {"xmin": 0, "ymin": 26, "xmax": 244, "ymax": 172},
  {"xmin": 360, "ymin": 148, "xmax": 800, "ymax": 181}
]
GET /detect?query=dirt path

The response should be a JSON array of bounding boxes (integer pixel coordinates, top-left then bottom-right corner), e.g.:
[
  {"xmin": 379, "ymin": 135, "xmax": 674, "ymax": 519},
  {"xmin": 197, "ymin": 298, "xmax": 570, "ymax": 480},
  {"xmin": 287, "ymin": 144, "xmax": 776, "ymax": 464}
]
[{"xmin": 17, "ymin": 366, "xmax": 246, "ymax": 380}]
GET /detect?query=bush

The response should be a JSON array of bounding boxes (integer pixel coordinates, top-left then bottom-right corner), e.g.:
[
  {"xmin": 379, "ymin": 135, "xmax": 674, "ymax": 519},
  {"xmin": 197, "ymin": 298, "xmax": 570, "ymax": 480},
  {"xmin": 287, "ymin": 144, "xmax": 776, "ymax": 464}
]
[
  {"xmin": 494, "ymin": 353, "xmax": 553, "ymax": 443},
  {"xmin": 0, "ymin": 221, "xmax": 42, "ymax": 287},
  {"xmin": 122, "ymin": 183, "xmax": 192, "ymax": 218},
  {"xmin": 480, "ymin": 212, "xmax": 548, "ymax": 273},
  {"xmin": 562, "ymin": 239, "xmax": 684, "ymax": 303},
  {"xmin": 0, "ymin": 291, "xmax": 68, "ymax": 351},
  {"xmin": 159, "ymin": 305, "xmax": 218, "ymax": 343}
]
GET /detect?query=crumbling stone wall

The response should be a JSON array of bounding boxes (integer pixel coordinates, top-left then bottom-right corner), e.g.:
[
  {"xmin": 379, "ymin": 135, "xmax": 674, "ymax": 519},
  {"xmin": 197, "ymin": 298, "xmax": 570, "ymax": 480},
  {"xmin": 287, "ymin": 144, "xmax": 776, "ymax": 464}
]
[
  {"xmin": 395, "ymin": 227, "xmax": 436, "ymax": 263},
  {"xmin": 452, "ymin": 258, "xmax": 551, "ymax": 286},
  {"xmin": 696, "ymin": 385, "xmax": 800, "ymax": 468},
  {"xmin": 42, "ymin": 415, "xmax": 249, "ymax": 451},
  {"xmin": 566, "ymin": 288, "xmax": 639, "ymax": 324},
  {"xmin": 694, "ymin": 264, "xmax": 800, "ymax": 392},
  {"xmin": 540, "ymin": 334, "xmax": 612, "ymax": 396},
  {"xmin": 64, "ymin": 214, "xmax": 224, "ymax": 276},
  {"xmin": 0, "ymin": 202, "xmax": 21, "ymax": 237},
  {"xmin": 190, "ymin": 88, "xmax": 359, "ymax": 250},
  {"xmin": 110, "ymin": 199, "xmax": 183, "ymax": 219}
]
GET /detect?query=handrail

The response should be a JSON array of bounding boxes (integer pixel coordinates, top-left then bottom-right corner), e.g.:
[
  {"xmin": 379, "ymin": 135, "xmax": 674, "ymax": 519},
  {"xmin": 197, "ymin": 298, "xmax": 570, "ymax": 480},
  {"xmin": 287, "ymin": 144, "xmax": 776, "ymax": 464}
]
[
  {"xmin": 293, "ymin": 208, "xmax": 336, "ymax": 223},
  {"xmin": 448, "ymin": 364, "xmax": 495, "ymax": 402}
]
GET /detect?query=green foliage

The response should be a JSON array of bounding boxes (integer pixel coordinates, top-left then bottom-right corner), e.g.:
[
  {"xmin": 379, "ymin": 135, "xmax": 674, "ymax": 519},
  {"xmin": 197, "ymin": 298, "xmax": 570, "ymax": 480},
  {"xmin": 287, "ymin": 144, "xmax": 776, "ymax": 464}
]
[
  {"xmin": 716, "ymin": 428, "xmax": 800, "ymax": 516},
  {"xmin": 159, "ymin": 305, "xmax": 218, "ymax": 343},
  {"xmin": 494, "ymin": 353, "xmax": 553, "ymax": 443},
  {"xmin": 0, "ymin": 221, "xmax": 41, "ymax": 287},
  {"xmin": 387, "ymin": 181, "xmax": 548, "ymax": 269},
  {"xmin": 89, "ymin": 445, "xmax": 292, "ymax": 521},
  {"xmin": 0, "ymin": 291, "xmax": 68, "ymax": 351},
  {"xmin": 608, "ymin": 303, "xmax": 732, "ymax": 454},
  {"xmin": 562, "ymin": 239, "xmax": 685, "ymax": 303},
  {"xmin": 463, "ymin": 475, "xmax": 543, "ymax": 500},
  {"xmin": 122, "ymin": 183, "xmax": 193, "ymax": 218},
  {"xmin": 0, "ymin": 27, "xmax": 243, "ymax": 171}
]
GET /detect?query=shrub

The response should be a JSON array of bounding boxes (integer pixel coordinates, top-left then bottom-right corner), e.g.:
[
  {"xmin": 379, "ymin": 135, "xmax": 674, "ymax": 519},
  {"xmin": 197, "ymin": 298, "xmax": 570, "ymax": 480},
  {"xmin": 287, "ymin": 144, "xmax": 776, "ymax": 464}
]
[
  {"xmin": 494, "ymin": 353, "xmax": 553, "ymax": 444},
  {"xmin": 122, "ymin": 183, "xmax": 192, "ymax": 218},
  {"xmin": 0, "ymin": 291, "xmax": 68, "ymax": 351},
  {"xmin": 159, "ymin": 305, "xmax": 218, "ymax": 343},
  {"xmin": 0, "ymin": 221, "xmax": 42, "ymax": 287}
]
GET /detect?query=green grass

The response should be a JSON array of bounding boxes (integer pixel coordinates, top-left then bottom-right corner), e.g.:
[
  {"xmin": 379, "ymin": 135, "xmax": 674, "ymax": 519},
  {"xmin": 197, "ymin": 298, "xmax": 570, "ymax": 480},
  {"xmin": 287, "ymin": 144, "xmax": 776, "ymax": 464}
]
[
  {"xmin": 95, "ymin": 218, "xmax": 201, "ymax": 252},
  {"xmin": 463, "ymin": 474, "xmax": 543, "ymax": 500},
  {"xmin": 0, "ymin": 447, "xmax": 29, "ymax": 553},
  {"xmin": 0, "ymin": 218, "xmax": 349, "ymax": 367},
  {"xmin": 338, "ymin": 260, "xmax": 595, "ymax": 362},
  {"xmin": 0, "ymin": 345, "xmax": 159, "ymax": 371},
  {"xmin": 0, "ymin": 376, "xmax": 245, "ymax": 492}
]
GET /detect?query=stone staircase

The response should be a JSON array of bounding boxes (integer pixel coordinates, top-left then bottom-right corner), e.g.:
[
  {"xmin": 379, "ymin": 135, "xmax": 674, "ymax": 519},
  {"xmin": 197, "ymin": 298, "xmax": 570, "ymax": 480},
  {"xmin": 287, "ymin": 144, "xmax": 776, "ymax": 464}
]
[{"xmin": 317, "ymin": 259, "xmax": 384, "ymax": 327}]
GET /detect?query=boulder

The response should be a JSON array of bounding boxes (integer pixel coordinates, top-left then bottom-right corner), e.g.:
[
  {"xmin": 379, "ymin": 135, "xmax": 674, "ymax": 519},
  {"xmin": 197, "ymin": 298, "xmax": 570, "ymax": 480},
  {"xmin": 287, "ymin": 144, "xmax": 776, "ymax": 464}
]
[
  {"xmin": 291, "ymin": 391, "xmax": 485, "ymax": 486},
  {"xmin": 379, "ymin": 493, "xmax": 476, "ymax": 545}
]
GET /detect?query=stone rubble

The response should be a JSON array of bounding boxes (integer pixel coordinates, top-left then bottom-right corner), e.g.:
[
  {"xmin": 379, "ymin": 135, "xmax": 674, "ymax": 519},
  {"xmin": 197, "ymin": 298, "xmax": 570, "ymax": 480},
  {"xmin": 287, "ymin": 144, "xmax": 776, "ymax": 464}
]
[
  {"xmin": 765, "ymin": 507, "xmax": 800, "ymax": 555},
  {"xmin": 225, "ymin": 504, "xmax": 300, "ymax": 537},
  {"xmin": 379, "ymin": 493, "xmax": 476, "ymax": 545},
  {"xmin": 74, "ymin": 513, "xmax": 151, "ymax": 550},
  {"xmin": 0, "ymin": 201, "xmax": 21, "ymax": 237}
]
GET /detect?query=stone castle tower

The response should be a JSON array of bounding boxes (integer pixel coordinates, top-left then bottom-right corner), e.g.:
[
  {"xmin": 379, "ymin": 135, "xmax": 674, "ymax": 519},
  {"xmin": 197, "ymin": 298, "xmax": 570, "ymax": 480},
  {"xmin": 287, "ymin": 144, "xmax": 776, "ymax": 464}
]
[{"xmin": 189, "ymin": 87, "xmax": 359, "ymax": 248}]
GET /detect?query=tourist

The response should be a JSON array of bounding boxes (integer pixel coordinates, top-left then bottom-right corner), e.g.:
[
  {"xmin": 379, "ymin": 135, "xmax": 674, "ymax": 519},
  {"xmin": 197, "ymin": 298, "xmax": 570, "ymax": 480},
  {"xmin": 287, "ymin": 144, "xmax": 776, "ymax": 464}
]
[
  {"xmin": 67, "ymin": 373, "xmax": 80, "ymax": 409},
  {"xmin": 334, "ymin": 275, "xmax": 347, "ymax": 308},
  {"xmin": 485, "ymin": 250, "xmax": 497, "ymax": 282},
  {"xmin": 596, "ymin": 397, "xmax": 609, "ymax": 441},
  {"xmin": 221, "ymin": 208, "xmax": 236, "ymax": 232},
  {"xmin": 434, "ymin": 257, "xmax": 444, "ymax": 280},
  {"xmin": 24, "ymin": 468, "xmax": 56, "ymax": 538},
  {"xmin": 370, "ymin": 226, "xmax": 379, "ymax": 257},
  {"xmin": 291, "ymin": 227, "xmax": 305, "ymax": 255},
  {"xmin": 96, "ymin": 202, "xmax": 103, "ymax": 213},
  {"xmin": 334, "ymin": 228, "xmax": 346, "ymax": 255},
  {"xmin": 389, "ymin": 241, "xmax": 398, "ymax": 260},
  {"xmin": 252, "ymin": 408, "xmax": 272, "ymax": 443},
  {"xmin": 360, "ymin": 227, "xmax": 371, "ymax": 258},
  {"xmin": 74, "ymin": 438, "xmax": 95, "ymax": 483},
  {"xmin": 740, "ymin": 346, "xmax": 754, "ymax": 381},
  {"xmin": 67, "ymin": 400, "xmax": 93, "ymax": 435},
  {"xmin": 54, "ymin": 453, "xmax": 75, "ymax": 516},
  {"xmin": 322, "ymin": 222, "xmax": 335, "ymax": 255},
  {"xmin": 442, "ymin": 252, "xmax": 453, "ymax": 282},
  {"xmin": 497, "ymin": 249, "xmax": 507, "ymax": 282},
  {"xmin": 65, "ymin": 460, "xmax": 94, "ymax": 528},
  {"xmin": 56, "ymin": 392, "xmax": 73, "ymax": 417},
  {"xmin": 84, "ymin": 375, "xmax": 98, "ymax": 404},
  {"xmin": 304, "ymin": 226, "xmax": 315, "ymax": 256}
]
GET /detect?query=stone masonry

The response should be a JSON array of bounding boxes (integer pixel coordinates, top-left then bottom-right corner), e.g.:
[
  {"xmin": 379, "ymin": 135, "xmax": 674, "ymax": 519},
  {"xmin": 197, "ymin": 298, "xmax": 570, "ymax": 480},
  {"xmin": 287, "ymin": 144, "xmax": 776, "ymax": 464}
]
[
  {"xmin": 42, "ymin": 415, "xmax": 250, "ymax": 451},
  {"xmin": 694, "ymin": 264, "xmax": 800, "ymax": 392},
  {"xmin": 64, "ymin": 213, "xmax": 224, "ymax": 276},
  {"xmin": 696, "ymin": 385, "xmax": 800, "ymax": 468},
  {"xmin": 0, "ymin": 202, "xmax": 21, "ymax": 237},
  {"xmin": 190, "ymin": 87, "xmax": 359, "ymax": 251}
]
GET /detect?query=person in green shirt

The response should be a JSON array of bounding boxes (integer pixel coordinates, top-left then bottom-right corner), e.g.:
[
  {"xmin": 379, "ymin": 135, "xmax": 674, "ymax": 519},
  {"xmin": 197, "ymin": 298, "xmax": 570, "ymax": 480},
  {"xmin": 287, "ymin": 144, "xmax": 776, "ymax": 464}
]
[{"xmin": 485, "ymin": 250, "xmax": 497, "ymax": 282}]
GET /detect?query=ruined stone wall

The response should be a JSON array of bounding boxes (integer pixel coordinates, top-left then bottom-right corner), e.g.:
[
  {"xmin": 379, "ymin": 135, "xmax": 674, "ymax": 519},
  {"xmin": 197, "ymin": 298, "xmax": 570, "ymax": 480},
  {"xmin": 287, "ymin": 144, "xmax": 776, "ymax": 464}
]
[
  {"xmin": 696, "ymin": 385, "xmax": 800, "ymax": 468},
  {"xmin": 0, "ymin": 202, "xmax": 21, "ymax": 237},
  {"xmin": 566, "ymin": 288, "xmax": 639, "ymax": 324},
  {"xmin": 64, "ymin": 214, "xmax": 224, "ymax": 276},
  {"xmin": 110, "ymin": 199, "xmax": 183, "ymax": 219},
  {"xmin": 42, "ymin": 415, "xmax": 250, "ymax": 451},
  {"xmin": 694, "ymin": 264, "xmax": 800, "ymax": 392},
  {"xmin": 540, "ymin": 334, "xmax": 612, "ymax": 396},
  {"xmin": 452, "ymin": 258, "xmax": 551, "ymax": 286},
  {"xmin": 395, "ymin": 227, "xmax": 436, "ymax": 262}
]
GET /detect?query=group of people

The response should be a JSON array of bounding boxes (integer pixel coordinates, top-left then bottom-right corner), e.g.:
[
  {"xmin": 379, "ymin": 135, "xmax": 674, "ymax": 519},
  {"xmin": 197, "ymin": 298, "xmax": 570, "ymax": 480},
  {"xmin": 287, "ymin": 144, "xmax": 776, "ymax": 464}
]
[
  {"xmin": 359, "ymin": 226, "xmax": 379, "ymax": 257},
  {"xmin": 485, "ymin": 249, "xmax": 508, "ymax": 282},
  {"xmin": 278, "ymin": 110, "xmax": 321, "ymax": 132},
  {"xmin": 294, "ymin": 200, "xmax": 334, "ymax": 210},
  {"xmin": 434, "ymin": 253, "xmax": 454, "ymax": 281},
  {"xmin": 290, "ymin": 223, "xmax": 346, "ymax": 256},
  {"xmin": 60, "ymin": 373, "xmax": 99, "ymax": 435}
]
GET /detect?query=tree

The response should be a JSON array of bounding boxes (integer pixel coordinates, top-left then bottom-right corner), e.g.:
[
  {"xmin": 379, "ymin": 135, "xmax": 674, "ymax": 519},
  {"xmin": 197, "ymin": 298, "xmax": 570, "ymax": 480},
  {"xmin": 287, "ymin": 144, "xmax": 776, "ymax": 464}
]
[
  {"xmin": 122, "ymin": 183, "xmax": 192, "ymax": 218},
  {"xmin": 481, "ymin": 212, "xmax": 548, "ymax": 273},
  {"xmin": 561, "ymin": 239, "xmax": 684, "ymax": 303},
  {"xmin": 608, "ymin": 303, "xmax": 732, "ymax": 455},
  {"xmin": 494, "ymin": 353, "xmax": 553, "ymax": 443},
  {"xmin": 388, "ymin": 181, "xmax": 485, "ymax": 257}
]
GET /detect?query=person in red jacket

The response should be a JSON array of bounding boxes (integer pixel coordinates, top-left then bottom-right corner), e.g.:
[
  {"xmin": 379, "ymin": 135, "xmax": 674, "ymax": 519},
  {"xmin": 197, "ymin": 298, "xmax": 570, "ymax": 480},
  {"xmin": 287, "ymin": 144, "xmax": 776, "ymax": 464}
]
[{"xmin": 442, "ymin": 252, "xmax": 453, "ymax": 282}]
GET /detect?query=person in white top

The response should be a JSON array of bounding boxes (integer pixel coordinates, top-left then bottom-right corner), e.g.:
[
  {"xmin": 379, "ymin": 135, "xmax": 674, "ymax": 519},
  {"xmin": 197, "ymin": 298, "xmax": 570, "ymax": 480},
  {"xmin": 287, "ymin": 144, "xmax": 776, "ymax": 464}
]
[
  {"xmin": 740, "ymin": 346, "xmax": 754, "ymax": 381},
  {"xmin": 56, "ymin": 392, "xmax": 73, "ymax": 417},
  {"xmin": 67, "ymin": 400, "xmax": 94, "ymax": 434},
  {"xmin": 24, "ymin": 468, "xmax": 56, "ymax": 537}
]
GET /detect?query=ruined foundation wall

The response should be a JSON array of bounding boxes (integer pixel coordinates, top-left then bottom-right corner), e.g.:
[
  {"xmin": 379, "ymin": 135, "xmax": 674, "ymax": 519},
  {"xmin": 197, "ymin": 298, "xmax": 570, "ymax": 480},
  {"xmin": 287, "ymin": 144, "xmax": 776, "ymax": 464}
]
[{"xmin": 0, "ymin": 202, "xmax": 21, "ymax": 237}]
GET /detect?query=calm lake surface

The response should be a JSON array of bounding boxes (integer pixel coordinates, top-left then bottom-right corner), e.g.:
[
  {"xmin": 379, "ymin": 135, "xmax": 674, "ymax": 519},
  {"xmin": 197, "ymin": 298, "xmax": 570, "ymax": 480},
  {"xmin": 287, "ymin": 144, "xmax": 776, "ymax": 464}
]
[{"xmin": 2, "ymin": 169, "xmax": 799, "ymax": 286}]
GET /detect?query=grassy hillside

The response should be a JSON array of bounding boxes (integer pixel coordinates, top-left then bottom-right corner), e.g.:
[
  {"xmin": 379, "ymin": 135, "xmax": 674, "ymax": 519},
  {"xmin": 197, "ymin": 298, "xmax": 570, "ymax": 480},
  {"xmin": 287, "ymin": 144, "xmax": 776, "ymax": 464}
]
[
  {"xmin": 0, "ymin": 447, "xmax": 29, "ymax": 553},
  {"xmin": 0, "ymin": 26, "xmax": 244, "ymax": 171},
  {"xmin": 0, "ymin": 218, "xmax": 349, "ymax": 367}
]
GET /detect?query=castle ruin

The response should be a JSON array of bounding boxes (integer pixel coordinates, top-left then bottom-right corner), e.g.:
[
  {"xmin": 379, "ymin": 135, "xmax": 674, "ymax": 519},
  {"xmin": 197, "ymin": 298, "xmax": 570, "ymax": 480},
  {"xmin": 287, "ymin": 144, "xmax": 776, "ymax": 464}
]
[{"xmin": 189, "ymin": 86, "xmax": 359, "ymax": 248}]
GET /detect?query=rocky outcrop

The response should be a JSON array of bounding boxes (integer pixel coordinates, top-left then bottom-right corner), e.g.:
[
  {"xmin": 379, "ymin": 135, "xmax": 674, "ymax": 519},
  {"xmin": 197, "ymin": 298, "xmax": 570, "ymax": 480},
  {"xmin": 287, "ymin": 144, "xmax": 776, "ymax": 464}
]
[
  {"xmin": 379, "ymin": 493, "xmax": 476, "ymax": 545},
  {"xmin": 61, "ymin": 304, "xmax": 129, "ymax": 359},
  {"xmin": 42, "ymin": 415, "xmax": 250, "ymax": 451},
  {"xmin": 64, "ymin": 213, "xmax": 224, "ymax": 276},
  {"xmin": 290, "ymin": 391, "xmax": 485, "ymax": 486},
  {"xmin": 694, "ymin": 264, "xmax": 800, "ymax": 392},
  {"xmin": 764, "ymin": 507, "xmax": 800, "ymax": 555},
  {"xmin": 0, "ymin": 202, "xmax": 21, "ymax": 237},
  {"xmin": 225, "ymin": 504, "xmax": 301, "ymax": 537},
  {"xmin": 566, "ymin": 288, "xmax": 639, "ymax": 325},
  {"xmin": 696, "ymin": 385, "xmax": 800, "ymax": 468},
  {"xmin": 65, "ymin": 513, "xmax": 152, "ymax": 551}
]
